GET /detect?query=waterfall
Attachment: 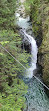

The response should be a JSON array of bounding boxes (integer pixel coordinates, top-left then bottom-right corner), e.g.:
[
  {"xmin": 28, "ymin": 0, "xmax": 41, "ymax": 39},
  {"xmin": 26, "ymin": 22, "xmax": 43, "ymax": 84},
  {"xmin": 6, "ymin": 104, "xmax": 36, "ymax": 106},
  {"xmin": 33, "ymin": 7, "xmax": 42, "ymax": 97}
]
[
  {"xmin": 21, "ymin": 30, "xmax": 38, "ymax": 78},
  {"xmin": 16, "ymin": 10, "xmax": 49, "ymax": 111},
  {"xmin": 16, "ymin": 12, "xmax": 38, "ymax": 78}
]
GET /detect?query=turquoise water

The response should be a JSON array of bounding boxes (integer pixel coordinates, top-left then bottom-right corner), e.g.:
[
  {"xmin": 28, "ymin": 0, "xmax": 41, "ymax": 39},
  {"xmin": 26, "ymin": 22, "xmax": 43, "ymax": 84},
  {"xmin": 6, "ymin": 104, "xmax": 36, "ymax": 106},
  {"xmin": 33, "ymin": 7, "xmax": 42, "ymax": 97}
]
[{"xmin": 24, "ymin": 78, "xmax": 49, "ymax": 111}]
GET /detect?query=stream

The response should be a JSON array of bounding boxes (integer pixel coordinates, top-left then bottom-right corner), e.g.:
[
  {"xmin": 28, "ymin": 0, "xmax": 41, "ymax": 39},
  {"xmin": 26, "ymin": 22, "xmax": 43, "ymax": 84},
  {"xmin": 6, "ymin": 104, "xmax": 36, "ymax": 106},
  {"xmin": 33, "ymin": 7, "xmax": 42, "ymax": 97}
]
[{"xmin": 15, "ymin": 2, "xmax": 49, "ymax": 111}]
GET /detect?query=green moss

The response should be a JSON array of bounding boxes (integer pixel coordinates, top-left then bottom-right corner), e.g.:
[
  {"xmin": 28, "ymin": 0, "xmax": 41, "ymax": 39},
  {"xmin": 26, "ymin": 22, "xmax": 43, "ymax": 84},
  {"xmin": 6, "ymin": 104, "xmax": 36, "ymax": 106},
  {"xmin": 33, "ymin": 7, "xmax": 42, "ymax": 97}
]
[
  {"xmin": 38, "ymin": 1, "xmax": 49, "ymax": 87},
  {"xmin": 25, "ymin": 0, "xmax": 49, "ymax": 87}
]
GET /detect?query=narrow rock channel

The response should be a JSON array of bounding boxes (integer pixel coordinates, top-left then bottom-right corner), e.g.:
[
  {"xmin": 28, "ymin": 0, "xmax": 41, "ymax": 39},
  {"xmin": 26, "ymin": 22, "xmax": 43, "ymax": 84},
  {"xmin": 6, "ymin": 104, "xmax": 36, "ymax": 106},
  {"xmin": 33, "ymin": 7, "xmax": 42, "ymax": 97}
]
[{"xmin": 15, "ymin": 0, "xmax": 49, "ymax": 111}]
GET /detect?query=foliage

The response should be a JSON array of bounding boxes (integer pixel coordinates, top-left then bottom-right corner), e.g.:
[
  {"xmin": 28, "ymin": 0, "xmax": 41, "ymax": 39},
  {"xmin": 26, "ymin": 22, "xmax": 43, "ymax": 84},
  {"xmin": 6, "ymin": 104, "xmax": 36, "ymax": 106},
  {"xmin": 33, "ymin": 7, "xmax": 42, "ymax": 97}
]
[
  {"xmin": 0, "ymin": 78, "xmax": 28, "ymax": 111},
  {"xmin": 0, "ymin": 0, "xmax": 17, "ymax": 29},
  {"xmin": 24, "ymin": 0, "xmax": 42, "ymax": 37},
  {"xmin": 25, "ymin": 0, "xmax": 49, "ymax": 87},
  {"xmin": 39, "ymin": 1, "xmax": 49, "ymax": 87},
  {"xmin": 0, "ymin": 0, "xmax": 30, "ymax": 110},
  {"xmin": 0, "ymin": 41, "xmax": 9, "ymax": 45},
  {"xmin": 0, "ymin": 36, "xmax": 27, "ymax": 111}
]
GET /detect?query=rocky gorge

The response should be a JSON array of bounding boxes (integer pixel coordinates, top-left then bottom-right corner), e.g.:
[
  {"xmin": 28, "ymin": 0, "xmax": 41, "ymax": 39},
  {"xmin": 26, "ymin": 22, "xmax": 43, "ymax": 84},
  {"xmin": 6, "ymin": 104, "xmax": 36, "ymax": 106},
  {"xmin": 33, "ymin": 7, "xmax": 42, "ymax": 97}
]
[
  {"xmin": 19, "ymin": 0, "xmax": 49, "ymax": 90},
  {"xmin": 0, "ymin": 0, "xmax": 49, "ymax": 110},
  {"xmin": 24, "ymin": 0, "xmax": 49, "ymax": 92},
  {"xmin": 18, "ymin": 0, "xmax": 49, "ymax": 88}
]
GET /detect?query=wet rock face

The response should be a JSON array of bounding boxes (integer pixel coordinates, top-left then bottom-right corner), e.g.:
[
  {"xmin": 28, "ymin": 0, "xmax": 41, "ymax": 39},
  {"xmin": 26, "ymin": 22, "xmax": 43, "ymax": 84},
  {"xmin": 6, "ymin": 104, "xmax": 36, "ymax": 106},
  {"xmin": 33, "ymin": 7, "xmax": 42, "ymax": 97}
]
[
  {"xmin": 21, "ymin": 42, "xmax": 31, "ymax": 53},
  {"xmin": 17, "ymin": 0, "xmax": 26, "ymax": 18},
  {"xmin": 35, "ymin": 28, "xmax": 43, "ymax": 47},
  {"xmin": 20, "ymin": 29, "xmax": 32, "ymax": 53},
  {"xmin": 36, "ymin": 36, "xmax": 42, "ymax": 47},
  {"xmin": 20, "ymin": 30, "xmax": 32, "ymax": 53}
]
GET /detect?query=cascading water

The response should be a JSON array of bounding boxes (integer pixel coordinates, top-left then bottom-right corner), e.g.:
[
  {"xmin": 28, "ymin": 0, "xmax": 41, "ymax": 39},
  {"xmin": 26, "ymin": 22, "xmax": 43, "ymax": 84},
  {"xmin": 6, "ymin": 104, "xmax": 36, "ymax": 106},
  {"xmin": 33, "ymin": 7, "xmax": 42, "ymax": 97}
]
[
  {"xmin": 21, "ymin": 30, "xmax": 38, "ymax": 78},
  {"xmin": 16, "ymin": 4, "xmax": 49, "ymax": 110}
]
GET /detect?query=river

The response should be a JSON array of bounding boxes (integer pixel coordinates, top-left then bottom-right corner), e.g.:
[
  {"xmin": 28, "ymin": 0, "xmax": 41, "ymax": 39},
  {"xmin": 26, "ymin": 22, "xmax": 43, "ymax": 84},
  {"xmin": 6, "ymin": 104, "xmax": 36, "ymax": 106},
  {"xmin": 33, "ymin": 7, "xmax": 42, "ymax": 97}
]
[{"xmin": 15, "ymin": 1, "xmax": 49, "ymax": 111}]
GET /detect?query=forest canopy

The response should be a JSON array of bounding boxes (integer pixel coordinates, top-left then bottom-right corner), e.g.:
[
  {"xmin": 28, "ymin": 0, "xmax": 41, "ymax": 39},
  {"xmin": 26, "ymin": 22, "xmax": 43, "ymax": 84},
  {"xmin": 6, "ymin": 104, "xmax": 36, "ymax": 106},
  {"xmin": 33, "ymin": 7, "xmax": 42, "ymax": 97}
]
[{"xmin": 0, "ymin": 0, "xmax": 29, "ymax": 111}]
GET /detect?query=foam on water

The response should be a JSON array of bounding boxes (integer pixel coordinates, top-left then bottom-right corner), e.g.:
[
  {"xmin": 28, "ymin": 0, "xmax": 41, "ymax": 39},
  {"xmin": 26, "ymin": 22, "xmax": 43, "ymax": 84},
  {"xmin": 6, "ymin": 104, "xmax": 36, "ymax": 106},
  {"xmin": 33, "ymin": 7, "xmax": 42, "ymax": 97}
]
[{"xmin": 16, "ymin": 13, "xmax": 30, "ymax": 29}]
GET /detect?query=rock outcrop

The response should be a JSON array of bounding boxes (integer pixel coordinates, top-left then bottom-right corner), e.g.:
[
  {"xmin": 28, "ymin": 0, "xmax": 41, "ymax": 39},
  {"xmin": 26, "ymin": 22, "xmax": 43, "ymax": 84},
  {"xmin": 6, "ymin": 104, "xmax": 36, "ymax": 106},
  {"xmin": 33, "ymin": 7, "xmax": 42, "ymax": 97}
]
[{"xmin": 24, "ymin": 0, "xmax": 49, "ymax": 89}]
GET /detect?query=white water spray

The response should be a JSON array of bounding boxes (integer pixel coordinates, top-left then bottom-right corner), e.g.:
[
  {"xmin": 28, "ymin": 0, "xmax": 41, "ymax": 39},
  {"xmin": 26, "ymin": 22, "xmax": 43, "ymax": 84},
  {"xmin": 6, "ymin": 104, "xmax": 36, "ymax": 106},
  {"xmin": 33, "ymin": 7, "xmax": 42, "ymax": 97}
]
[
  {"xmin": 16, "ymin": 12, "xmax": 38, "ymax": 78},
  {"xmin": 22, "ymin": 30, "xmax": 38, "ymax": 78}
]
